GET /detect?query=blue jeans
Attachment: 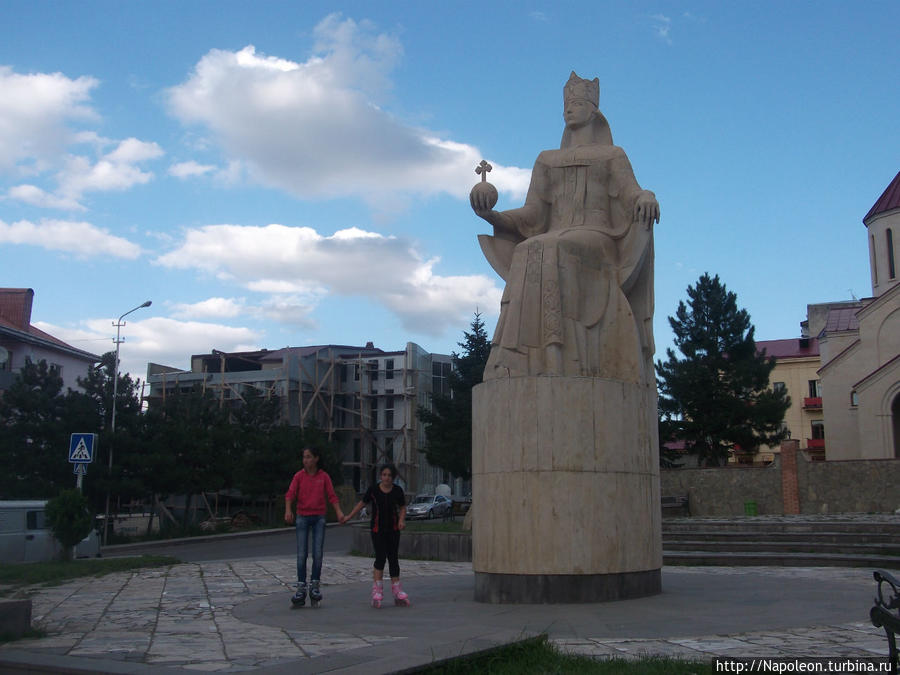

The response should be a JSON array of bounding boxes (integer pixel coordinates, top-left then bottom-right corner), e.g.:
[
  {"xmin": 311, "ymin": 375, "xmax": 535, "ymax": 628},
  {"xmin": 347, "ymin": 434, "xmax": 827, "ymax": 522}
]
[{"xmin": 295, "ymin": 515, "xmax": 326, "ymax": 583}]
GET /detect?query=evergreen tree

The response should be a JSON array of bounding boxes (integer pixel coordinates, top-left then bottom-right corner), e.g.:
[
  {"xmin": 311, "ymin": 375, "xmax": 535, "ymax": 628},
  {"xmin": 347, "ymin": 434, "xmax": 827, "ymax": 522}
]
[
  {"xmin": 655, "ymin": 273, "xmax": 790, "ymax": 466},
  {"xmin": 0, "ymin": 359, "xmax": 73, "ymax": 497},
  {"xmin": 417, "ymin": 312, "xmax": 490, "ymax": 480}
]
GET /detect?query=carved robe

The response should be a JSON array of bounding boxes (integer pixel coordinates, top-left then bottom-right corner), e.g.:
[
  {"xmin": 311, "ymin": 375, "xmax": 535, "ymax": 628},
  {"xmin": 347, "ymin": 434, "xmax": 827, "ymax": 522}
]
[{"xmin": 480, "ymin": 140, "xmax": 654, "ymax": 384}]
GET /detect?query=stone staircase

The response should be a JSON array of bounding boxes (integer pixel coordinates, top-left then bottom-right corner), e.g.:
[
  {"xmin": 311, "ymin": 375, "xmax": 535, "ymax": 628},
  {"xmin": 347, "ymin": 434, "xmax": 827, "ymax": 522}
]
[{"xmin": 662, "ymin": 516, "xmax": 900, "ymax": 569}]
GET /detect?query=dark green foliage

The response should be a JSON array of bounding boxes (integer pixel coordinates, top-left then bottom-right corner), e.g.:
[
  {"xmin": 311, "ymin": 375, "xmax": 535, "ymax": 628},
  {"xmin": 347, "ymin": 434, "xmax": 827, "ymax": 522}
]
[
  {"xmin": 0, "ymin": 359, "xmax": 72, "ymax": 498},
  {"xmin": 45, "ymin": 489, "xmax": 94, "ymax": 560},
  {"xmin": 655, "ymin": 273, "xmax": 790, "ymax": 466},
  {"xmin": 417, "ymin": 312, "xmax": 490, "ymax": 480}
]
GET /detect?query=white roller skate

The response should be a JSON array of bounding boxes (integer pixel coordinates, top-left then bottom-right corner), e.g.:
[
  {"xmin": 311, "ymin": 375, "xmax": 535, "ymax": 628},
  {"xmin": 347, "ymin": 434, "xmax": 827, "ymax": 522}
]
[
  {"xmin": 371, "ymin": 580, "xmax": 383, "ymax": 609},
  {"xmin": 392, "ymin": 581, "xmax": 410, "ymax": 607},
  {"xmin": 309, "ymin": 580, "xmax": 322, "ymax": 608},
  {"xmin": 291, "ymin": 582, "xmax": 307, "ymax": 607}
]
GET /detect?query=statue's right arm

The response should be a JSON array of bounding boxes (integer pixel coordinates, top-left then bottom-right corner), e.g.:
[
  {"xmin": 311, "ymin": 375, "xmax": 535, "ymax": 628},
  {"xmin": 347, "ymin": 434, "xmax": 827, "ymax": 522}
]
[{"xmin": 471, "ymin": 157, "xmax": 548, "ymax": 239}]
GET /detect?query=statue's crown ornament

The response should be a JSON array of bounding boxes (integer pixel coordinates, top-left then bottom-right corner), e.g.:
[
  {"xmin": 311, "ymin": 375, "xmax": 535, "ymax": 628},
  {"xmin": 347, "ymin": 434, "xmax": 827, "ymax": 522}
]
[{"xmin": 564, "ymin": 71, "xmax": 600, "ymax": 107}]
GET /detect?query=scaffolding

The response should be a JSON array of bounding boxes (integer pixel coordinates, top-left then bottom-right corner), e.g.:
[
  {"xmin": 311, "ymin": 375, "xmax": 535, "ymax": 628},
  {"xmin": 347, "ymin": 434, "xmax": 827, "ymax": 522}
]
[{"xmin": 144, "ymin": 344, "xmax": 447, "ymax": 495}]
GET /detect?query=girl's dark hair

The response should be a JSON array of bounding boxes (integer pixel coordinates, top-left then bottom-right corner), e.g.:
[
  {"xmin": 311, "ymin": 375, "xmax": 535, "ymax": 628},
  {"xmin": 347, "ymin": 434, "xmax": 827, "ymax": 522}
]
[
  {"xmin": 379, "ymin": 463, "xmax": 398, "ymax": 479},
  {"xmin": 304, "ymin": 446, "xmax": 325, "ymax": 472}
]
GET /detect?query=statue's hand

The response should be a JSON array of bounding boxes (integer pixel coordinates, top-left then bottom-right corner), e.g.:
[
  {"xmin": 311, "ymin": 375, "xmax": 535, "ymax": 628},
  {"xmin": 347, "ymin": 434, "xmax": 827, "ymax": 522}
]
[
  {"xmin": 470, "ymin": 188, "xmax": 497, "ymax": 219},
  {"xmin": 634, "ymin": 191, "xmax": 660, "ymax": 229}
]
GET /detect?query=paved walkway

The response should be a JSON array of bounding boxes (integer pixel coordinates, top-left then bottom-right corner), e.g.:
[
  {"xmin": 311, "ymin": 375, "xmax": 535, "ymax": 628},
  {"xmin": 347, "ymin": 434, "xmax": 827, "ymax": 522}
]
[{"xmin": 0, "ymin": 556, "xmax": 892, "ymax": 673}]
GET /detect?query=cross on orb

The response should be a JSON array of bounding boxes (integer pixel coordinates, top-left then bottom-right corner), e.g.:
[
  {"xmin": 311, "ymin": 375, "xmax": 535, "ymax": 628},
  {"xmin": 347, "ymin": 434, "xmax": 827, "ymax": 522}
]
[{"xmin": 476, "ymin": 160, "xmax": 492, "ymax": 182}]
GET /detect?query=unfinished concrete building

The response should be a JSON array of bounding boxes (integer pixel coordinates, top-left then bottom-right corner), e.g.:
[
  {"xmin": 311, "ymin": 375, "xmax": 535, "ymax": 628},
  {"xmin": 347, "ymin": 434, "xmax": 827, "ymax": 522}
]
[{"xmin": 144, "ymin": 342, "xmax": 457, "ymax": 495}]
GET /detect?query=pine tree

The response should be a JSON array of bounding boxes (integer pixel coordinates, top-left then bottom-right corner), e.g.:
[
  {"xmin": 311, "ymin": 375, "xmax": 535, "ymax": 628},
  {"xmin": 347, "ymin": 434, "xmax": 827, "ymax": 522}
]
[
  {"xmin": 417, "ymin": 312, "xmax": 490, "ymax": 480},
  {"xmin": 655, "ymin": 273, "xmax": 790, "ymax": 466}
]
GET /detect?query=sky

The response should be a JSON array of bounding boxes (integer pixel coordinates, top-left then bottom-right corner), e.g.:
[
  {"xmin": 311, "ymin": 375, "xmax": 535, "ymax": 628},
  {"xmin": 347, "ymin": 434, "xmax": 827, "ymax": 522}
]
[{"xmin": 2, "ymin": 1, "xmax": 898, "ymax": 382}]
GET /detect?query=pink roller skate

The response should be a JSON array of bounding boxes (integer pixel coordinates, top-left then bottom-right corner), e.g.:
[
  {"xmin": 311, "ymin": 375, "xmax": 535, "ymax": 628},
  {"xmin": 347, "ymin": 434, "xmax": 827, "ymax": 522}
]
[
  {"xmin": 371, "ymin": 580, "xmax": 383, "ymax": 609},
  {"xmin": 392, "ymin": 581, "xmax": 410, "ymax": 607}
]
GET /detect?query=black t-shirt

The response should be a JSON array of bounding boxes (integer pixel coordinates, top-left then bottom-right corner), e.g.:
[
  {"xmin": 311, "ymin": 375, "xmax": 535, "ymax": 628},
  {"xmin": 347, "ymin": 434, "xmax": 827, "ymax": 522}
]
[{"xmin": 364, "ymin": 483, "xmax": 405, "ymax": 533}]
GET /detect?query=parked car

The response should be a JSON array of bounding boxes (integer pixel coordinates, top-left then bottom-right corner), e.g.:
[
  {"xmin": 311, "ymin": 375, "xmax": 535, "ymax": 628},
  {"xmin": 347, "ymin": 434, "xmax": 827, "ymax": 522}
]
[
  {"xmin": 406, "ymin": 494, "xmax": 452, "ymax": 520},
  {"xmin": 0, "ymin": 500, "xmax": 100, "ymax": 563}
]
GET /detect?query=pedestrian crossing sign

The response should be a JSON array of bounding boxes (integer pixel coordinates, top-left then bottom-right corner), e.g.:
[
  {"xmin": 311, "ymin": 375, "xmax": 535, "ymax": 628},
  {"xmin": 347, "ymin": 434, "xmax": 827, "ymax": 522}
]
[{"xmin": 69, "ymin": 433, "xmax": 96, "ymax": 463}]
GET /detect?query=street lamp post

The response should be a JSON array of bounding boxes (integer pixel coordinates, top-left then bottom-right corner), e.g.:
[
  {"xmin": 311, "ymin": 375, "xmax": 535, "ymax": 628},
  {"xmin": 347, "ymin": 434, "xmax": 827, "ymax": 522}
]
[{"xmin": 103, "ymin": 300, "xmax": 152, "ymax": 545}]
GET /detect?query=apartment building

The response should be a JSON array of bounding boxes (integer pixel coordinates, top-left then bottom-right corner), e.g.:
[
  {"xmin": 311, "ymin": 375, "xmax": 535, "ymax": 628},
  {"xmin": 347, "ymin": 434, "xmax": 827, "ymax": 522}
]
[{"xmin": 145, "ymin": 341, "xmax": 456, "ymax": 495}]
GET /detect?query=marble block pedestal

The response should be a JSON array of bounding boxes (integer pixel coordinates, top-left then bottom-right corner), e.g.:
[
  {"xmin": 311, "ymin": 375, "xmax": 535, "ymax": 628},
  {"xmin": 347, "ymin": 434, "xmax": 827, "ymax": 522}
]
[{"xmin": 472, "ymin": 376, "xmax": 662, "ymax": 603}]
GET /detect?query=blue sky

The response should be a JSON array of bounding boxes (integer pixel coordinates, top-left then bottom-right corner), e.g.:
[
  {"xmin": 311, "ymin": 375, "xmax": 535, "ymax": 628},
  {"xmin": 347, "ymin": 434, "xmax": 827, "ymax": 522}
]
[{"xmin": 2, "ymin": 1, "xmax": 898, "ymax": 380}]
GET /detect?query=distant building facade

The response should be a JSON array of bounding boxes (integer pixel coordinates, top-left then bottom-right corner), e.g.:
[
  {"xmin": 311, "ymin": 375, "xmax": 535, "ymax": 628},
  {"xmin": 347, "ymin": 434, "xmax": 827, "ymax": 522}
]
[
  {"xmin": 0, "ymin": 288, "xmax": 100, "ymax": 394},
  {"xmin": 757, "ymin": 171, "xmax": 900, "ymax": 461},
  {"xmin": 145, "ymin": 341, "xmax": 459, "ymax": 496},
  {"xmin": 755, "ymin": 337, "xmax": 824, "ymax": 461}
]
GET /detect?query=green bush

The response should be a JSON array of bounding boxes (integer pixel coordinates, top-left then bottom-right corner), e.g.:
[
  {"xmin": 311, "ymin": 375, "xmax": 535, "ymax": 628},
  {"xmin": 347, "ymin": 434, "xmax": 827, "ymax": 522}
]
[{"xmin": 45, "ymin": 489, "xmax": 94, "ymax": 561}]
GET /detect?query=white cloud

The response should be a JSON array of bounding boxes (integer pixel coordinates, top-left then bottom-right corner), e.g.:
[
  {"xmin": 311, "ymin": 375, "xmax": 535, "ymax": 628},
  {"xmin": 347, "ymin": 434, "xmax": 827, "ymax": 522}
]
[
  {"xmin": 0, "ymin": 67, "xmax": 163, "ymax": 211},
  {"xmin": 170, "ymin": 297, "xmax": 246, "ymax": 319},
  {"xmin": 0, "ymin": 218, "xmax": 143, "ymax": 258},
  {"xmin": 169, "ymin": 160, "xmax": 216, "ymax": 178},
  {"xmin": 41, "ymin": 317, "xmax": 263, "ymax": 379},
  {"xmin": 156, "ymin": 222, "xmax": 500, "ymax": 335},
  {"xmin": 0, "ymin": 66, "xmax": 98, "ymax": 173},
  {"xmin": 650, "ymin": 14, "xmax": 673, "ymax": 44},
  {"xmin": 166, "ymin": 15, "xmax": 530, "ymax": 207},
  {"xmin": 7, "ymin": 184, "xmax": 85, "ymax": 211},
  {"xmin": 55, "ymin": 138, "xmax": 163, "ymax": 201}
]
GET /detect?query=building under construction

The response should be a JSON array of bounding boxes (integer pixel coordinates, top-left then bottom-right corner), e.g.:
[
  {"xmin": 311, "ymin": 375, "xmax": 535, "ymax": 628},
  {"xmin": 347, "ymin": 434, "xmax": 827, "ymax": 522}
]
[{"xmin": 144, "ymin": 342, "xmax": 456, "ymax": 495}]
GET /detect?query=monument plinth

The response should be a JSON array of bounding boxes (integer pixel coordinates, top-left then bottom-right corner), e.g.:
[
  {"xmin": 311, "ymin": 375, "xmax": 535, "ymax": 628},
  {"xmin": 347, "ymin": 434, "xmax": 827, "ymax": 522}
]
[{"xmin": 470, "ymin": 72, "xmax": 662, "ymax": 603}]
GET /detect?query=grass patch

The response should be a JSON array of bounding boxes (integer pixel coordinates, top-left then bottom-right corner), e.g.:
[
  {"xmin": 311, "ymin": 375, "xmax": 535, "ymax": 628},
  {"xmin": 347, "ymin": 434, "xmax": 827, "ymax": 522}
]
[
  {"xmin": 0, "ymin": 555, "xmax": 180, "ymax": 596},
  {"xmin": 404, "ymin": 520, "xmax": 465, "ymax": 533},
  {"xmin": 415, "ymin": 635, "xmax": 711, "ymax": 674}
]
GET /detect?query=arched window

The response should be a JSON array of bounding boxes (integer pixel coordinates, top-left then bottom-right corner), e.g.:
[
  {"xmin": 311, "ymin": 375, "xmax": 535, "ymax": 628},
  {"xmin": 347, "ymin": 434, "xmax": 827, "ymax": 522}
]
[{"xmin": 887, "ymin": 228, "xmax": 895, "ymax": 280}]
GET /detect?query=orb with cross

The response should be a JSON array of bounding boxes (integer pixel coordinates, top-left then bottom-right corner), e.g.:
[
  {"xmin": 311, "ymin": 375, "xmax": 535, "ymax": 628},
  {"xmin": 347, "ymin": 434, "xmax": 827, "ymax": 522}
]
[{"xmin": 470, "ymin": 160, "xmax": 498, "ymax": 211}]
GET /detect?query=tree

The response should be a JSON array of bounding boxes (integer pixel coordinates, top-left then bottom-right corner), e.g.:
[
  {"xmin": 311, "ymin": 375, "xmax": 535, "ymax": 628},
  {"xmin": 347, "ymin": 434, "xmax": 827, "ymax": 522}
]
[
  {"xmin": 417, "ymin": 312, "xmax": 491, "ymax": 480},
  {"xmin": 0, "ymin": 359, "xmax": 73, "ymax": 497},
  {"xmin": 655, "ymin": 273, "xmax": 790, "ymax": 466},
  {"xmin": 45, "ymin": 489, "xmax": 94, "ymax": 561}
]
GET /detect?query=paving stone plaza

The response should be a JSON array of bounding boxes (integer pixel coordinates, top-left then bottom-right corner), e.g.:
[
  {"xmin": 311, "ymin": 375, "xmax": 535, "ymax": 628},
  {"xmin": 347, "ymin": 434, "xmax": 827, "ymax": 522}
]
[{"xmin": 0, "ymin": 551, "xmax": 893, "ymax": 673}]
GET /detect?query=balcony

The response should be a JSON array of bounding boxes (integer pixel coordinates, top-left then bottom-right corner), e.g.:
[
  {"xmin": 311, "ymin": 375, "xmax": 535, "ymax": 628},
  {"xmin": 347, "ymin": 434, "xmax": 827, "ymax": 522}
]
[
  {"xmin": 807, "ymin": 438, "xmax": 825, "ymax": 450},
  {"xmin": 803, "ymin": 397, "xmax": 822, "ymax": 410}
]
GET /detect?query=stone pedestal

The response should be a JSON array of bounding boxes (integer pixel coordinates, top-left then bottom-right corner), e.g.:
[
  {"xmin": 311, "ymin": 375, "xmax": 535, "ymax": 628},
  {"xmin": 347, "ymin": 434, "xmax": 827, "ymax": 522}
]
[{"xmin": 472, "ymin": 376, "xmax": 661, "ymax": 603}]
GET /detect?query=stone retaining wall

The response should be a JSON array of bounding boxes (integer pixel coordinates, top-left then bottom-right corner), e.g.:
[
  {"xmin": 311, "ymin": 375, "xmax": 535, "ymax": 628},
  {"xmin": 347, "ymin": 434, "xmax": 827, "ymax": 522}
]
[
  {"xmin": 661, "ymin": 450, "xmax": 900, "ymax": 516},
  {"xmin": 351, "ymin": 525, "xmax": 472, "ymax": 562}
]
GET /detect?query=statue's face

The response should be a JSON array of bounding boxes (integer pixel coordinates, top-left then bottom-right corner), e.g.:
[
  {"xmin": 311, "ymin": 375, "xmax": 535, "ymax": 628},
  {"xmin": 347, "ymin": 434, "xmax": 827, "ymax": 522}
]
[{"xmin": 564, "ymin": 98, "xmax": 595, "ymax": 129}]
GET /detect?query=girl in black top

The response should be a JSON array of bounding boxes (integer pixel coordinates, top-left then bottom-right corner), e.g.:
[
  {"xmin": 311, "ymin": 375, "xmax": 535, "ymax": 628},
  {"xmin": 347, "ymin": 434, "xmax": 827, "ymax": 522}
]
[{"xmin": 344, "ymin": 464, "xmax": 410, "ymax": 607}]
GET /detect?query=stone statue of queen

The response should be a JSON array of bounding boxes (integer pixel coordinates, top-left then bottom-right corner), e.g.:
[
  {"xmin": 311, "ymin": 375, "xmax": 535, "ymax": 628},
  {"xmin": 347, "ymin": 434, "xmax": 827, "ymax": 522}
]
[{"xmin": 471, "ymin": 72, "xmax": 660, "ymax": 386}]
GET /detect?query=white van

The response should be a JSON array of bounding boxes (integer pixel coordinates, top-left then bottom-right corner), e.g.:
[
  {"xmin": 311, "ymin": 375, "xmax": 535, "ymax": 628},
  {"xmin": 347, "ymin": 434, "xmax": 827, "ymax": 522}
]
[{"xmin": 0, "ymin": 500, "xmax": 101, "ymax": 563}]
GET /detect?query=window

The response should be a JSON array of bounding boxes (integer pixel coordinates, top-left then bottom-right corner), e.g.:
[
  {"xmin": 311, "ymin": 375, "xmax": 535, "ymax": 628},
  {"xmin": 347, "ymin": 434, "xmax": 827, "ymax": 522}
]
[
  {"xmin": 340, "ymin": 364, "xmax": 348, "ymax": 382},
  {"xmin": 811, "ymin": 421, "xmax": 825, "ymax": 440},
  {"xmin": 850, "ymin": 390, "xmax": 859, "ymax": 406},
  {"xmin": 888, "ymin": 228, "xmax": 896, "ymax": 280},
  {"xmin": 808, "ymin": 380, "xmax": 821, "ymax": 398},
  {"xmin": 353, "ymin": 438, "xmax": 361, "ymax": 462},
  {"xmin": 432, "ymin": 360, "xmax": 452, "ymax": 396},
  {"xmin": 773, "ymin": 382, "xmax": 786, "ymax": 394},
  {"xmin": 370, "ymin": 398, "xmax": 378, "ymax": 429},
  {"xmin": 368, "ymin": 360, "xmax": 378, "ymax": 381},
  {"xmin": 872, "ymin": 235, "xmax": 878, "ymax": 284},
  {"xmin": 385, "ymin": 358, "xmax": 394, "ymax": 379},
  {"xmin": 354, "ymin": 364, "xmax": 360, "ymax": 381},
  {"xmin": 26, "ymin": 510, "xmax": 46, "ymax": 530},
  {"xmin": 384, "ymin": 394, "xmax": 395, "ymax": 429}
]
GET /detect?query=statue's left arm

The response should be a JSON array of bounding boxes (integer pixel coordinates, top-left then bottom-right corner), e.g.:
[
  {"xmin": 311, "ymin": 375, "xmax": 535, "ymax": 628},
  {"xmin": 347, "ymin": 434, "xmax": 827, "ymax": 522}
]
[{"xmin": 609, "ymin": 148, "xmax": 659, "ymax": 230}]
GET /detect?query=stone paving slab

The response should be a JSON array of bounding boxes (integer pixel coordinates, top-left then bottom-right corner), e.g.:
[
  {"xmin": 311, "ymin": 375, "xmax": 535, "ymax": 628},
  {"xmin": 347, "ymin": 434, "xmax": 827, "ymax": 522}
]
[{"xmin": 0, "ymin": 557, "xmax": 892, "ymax": 673}]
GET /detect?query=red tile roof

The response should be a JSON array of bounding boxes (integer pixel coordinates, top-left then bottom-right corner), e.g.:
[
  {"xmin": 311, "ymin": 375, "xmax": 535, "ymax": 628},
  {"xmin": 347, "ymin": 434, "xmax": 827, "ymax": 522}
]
[
  {"xmin": 756, "ymin": 337, "xmax": 820, "ymax": 359},
  {"xmin": 864, "ymin": 170, "xmax": 900, "ymax": 223}
]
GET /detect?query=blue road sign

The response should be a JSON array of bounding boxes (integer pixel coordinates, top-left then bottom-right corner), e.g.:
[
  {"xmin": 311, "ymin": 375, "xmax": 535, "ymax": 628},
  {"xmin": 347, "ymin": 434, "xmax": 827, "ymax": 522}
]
[{"xmin": 69, "ymin": 433, "xmax": 96, "ymax": 463}]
